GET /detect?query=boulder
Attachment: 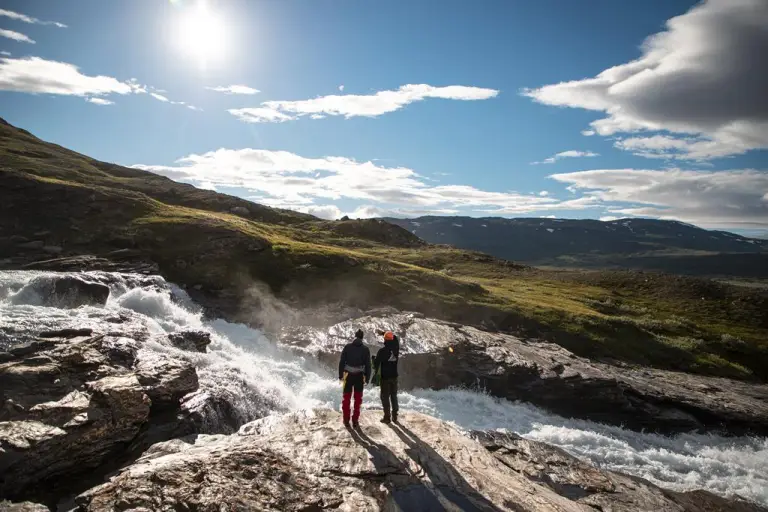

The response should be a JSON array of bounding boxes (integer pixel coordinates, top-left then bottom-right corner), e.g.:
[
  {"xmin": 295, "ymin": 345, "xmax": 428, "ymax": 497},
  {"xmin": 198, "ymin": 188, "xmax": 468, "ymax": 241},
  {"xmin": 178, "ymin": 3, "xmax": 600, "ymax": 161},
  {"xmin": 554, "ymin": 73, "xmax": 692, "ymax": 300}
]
[
  {"xmin": 0, "ymin": 502, "xmax": 49, "ymax": 511},
  {"xmin": 76, "ymin": 410, "xmax": 767, "ymax": 512},
  {"xmin": 0, "ymin": 333, "xmax": 202, "ymax": 501},
  {"xmin": 167, "ymin": 330, "xmax": 211, "ymax": 353},
  {"xmin": 280, "ymin": 312, "xmax": 768, "ymax": 436},
  {"xmin": 11, "ymin": 275, "xmax": 109, "ymax": 309}
]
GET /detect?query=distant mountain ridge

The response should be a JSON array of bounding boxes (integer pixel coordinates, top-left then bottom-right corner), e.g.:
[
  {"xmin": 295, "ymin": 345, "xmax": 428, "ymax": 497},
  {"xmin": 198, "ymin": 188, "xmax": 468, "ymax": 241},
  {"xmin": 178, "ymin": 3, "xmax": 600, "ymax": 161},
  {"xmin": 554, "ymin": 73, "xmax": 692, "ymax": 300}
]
[{"xmin": 383, "ymin": 216, "xmax": 768, "ymax": 278}]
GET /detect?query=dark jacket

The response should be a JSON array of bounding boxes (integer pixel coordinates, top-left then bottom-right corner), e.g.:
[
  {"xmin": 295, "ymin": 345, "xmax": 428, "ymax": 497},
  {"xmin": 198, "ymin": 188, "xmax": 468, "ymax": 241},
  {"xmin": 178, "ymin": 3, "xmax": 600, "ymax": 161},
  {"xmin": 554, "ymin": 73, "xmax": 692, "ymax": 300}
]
[
  {"xmin": 339, "ymin": 338, "xmax": 371, "ymax": 382},
  {"xmin": 374, "ymin": 336, "xmax": 400, "ymax": 380}
]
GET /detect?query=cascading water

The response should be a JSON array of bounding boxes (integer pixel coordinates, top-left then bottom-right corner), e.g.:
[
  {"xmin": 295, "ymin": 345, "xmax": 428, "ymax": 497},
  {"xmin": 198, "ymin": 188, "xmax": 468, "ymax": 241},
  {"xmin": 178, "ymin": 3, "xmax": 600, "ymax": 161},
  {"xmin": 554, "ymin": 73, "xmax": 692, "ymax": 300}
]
[{"xmin": 1, "ymin": 270, "xmax": 767, "ymax": 506}]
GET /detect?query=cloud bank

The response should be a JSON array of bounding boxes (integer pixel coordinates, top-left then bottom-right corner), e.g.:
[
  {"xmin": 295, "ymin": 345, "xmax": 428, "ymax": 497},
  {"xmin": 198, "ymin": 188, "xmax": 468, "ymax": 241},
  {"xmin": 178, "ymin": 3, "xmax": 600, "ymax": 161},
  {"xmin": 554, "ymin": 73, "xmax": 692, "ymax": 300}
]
[
  {"xmin": 524, "ymin": 0, "xmax": 768, "ymax": 160},
  {"xmin": 229, "ymin": 84, "xmax": 499, "ymax": 123}
]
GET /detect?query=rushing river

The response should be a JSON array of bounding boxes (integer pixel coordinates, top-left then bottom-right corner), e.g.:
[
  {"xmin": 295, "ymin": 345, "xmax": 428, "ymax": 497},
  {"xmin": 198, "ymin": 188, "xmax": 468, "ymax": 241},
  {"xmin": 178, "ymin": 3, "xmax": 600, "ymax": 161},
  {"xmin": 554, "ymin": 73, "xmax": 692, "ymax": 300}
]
[{"xmin": 1, "ymin": 270, "xmax": 766, "ymax": 506}]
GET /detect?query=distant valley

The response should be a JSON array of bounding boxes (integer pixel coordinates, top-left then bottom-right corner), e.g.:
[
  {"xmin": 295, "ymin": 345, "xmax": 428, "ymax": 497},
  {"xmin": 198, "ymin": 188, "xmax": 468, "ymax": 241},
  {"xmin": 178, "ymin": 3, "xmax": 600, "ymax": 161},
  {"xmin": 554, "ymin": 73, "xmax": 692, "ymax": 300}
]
[{"xmin": 384, "ymin": 216, "xmax": 768, "ymax": 279}]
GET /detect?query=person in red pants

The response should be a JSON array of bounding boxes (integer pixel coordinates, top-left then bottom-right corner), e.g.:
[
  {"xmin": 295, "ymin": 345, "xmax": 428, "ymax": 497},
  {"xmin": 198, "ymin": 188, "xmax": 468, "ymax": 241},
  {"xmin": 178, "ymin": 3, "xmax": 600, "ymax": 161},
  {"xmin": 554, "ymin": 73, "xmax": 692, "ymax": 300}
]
[{"xmin": 338, "ymin": 329, "xmax": 371, "ymax": 429}]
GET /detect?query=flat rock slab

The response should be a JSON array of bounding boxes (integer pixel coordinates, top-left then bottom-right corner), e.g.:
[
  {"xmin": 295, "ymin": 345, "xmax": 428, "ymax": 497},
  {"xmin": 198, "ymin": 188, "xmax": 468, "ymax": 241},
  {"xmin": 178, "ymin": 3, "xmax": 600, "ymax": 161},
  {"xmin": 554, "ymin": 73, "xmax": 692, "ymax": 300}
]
[{"xmin": 77, "ymin": 409, "xmax": 767, "ymax": 512}]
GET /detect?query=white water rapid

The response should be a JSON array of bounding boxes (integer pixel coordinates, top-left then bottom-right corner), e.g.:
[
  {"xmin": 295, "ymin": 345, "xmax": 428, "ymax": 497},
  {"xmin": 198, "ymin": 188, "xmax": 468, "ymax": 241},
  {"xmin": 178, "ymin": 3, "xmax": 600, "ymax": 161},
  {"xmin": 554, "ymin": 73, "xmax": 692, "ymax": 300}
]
[{"xmin": 1, "ymin": 271, "xmax": 767, "ymax": 506}]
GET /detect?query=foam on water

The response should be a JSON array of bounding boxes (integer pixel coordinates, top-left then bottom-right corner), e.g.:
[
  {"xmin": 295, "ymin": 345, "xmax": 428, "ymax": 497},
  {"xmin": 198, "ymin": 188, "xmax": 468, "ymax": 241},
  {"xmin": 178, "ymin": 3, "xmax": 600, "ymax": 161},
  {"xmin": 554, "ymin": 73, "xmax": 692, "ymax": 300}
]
[{"xmin": 2, "ymin": 271, "xmax": 767, "ymax": 506}]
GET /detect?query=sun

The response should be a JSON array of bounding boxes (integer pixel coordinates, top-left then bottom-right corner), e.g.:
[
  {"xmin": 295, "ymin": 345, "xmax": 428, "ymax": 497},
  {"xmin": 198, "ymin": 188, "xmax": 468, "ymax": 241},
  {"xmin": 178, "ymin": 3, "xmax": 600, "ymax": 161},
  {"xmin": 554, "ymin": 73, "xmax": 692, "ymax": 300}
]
[{"xmin": 173, "ymin": 0, "xmax": 228, "ymax": 69}]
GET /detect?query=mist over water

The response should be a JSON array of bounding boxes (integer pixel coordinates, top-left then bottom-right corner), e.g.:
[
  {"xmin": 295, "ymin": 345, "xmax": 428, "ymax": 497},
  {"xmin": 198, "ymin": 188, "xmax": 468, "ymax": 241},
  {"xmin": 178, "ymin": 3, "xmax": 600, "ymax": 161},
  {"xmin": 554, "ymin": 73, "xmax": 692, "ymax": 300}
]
[{"xmin": 1, "ymin": 271, "xmax": 767, "ymax": 506}]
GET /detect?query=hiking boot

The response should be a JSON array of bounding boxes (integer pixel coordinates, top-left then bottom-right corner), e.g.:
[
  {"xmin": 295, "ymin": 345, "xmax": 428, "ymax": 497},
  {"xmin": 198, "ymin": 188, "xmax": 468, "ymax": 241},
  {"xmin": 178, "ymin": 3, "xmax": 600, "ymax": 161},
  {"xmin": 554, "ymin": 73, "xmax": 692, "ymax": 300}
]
[
  {"xmin": 343, "ymin": 420, "xmax": 351, "ymax": 429},
  {"xmin": 392, "ymin": 412, "xmax": 398, "ymax": 423},
  {"xmin": 352, "ymin": 421, "xmax": 360, "ymax": 429},
  {"xmin": 380, "ymin": 416, "xmax": 391, "ymax": 424}
]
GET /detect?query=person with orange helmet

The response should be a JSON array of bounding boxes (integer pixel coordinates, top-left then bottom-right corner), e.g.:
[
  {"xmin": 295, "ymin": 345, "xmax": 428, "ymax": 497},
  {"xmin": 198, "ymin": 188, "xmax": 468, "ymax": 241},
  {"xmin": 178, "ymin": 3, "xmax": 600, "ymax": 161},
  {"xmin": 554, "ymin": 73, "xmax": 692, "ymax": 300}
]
[{"xmin": 373, "ymin": 329, "xmax": 400, "ymax": 423}]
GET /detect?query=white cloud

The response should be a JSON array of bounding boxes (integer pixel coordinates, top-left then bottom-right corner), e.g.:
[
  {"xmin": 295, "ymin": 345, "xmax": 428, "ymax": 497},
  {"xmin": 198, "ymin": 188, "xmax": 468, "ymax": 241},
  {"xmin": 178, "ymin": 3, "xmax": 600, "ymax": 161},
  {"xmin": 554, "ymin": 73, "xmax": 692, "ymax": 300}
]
[
  {"xmin": 206, "ymin": 84, "xmax": 260, "ymax": 95},
  {"xmin": 0, "ymin": 56, "xmax": 133, "ymax": 97},
  {"xmin": 0, "ymin": 51, "xmax": 10, "ymax": 56},
  {"xmin": 228, "ymin": 107, "xmax": 296, "ymax": 123},
  {"xmin": 338, "ymin": 85, "xmax": 344, "ymax": 92},
  {"xmin": 0, "ymin": 29, "xmax": 34, "ymax": 44},
  {"xmin": 228, "ymin": 84, "xmax": 499, "ymax": 123},
  {"xmin": 86, "ymin": 97, "xmax": 113, "ymax": 106},
  {"xmin": 187, "ymin": 105, "xmax": 203, "ymax": 111},
  {"xmin": 551, "ymin": 168, "xmax": 768, "ymax": 228},
  {"xmin": 539, "ymin": 191, "xmax": 549, "ymax": 196},
  {"xmin": 133, "ymin": 148, "xmax": 577, "ymax": 216},
  {"xmin": 0, "ymin": 56, "xmax": 196, "ymax": 109},
  {"xmin": 532, "ymin": 150, "xmax": 599, "ymax": 165},
  {"xmin": 0, "ymin": 8, "xmax": 66, "ymax": 28},
  {"xmin": 150, "ymin": 92, "xmax": 170, "ymax": 102},
  {"xmin": 600, "ymin": 216, "xmax": 620, "ymax": 222},
  {"xmin": 523, "ymin": 0, "xmax": 768, "ymax": 160}
]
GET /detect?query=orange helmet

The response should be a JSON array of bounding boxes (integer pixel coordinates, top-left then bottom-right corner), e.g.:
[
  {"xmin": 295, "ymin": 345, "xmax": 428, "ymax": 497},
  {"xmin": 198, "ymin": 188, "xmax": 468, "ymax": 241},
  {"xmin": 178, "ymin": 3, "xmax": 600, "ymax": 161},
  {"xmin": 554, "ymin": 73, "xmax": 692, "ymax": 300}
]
[{"xmin": 383, "ymin": 331, "xmax": 395, "ymax": 341}]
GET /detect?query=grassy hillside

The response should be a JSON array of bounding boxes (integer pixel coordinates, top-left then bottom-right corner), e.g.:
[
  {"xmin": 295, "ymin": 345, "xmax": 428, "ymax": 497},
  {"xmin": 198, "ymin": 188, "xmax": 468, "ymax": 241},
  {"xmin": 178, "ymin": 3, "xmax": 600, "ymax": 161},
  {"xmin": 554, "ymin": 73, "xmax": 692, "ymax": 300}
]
[{"xmin": 1, "ymin": 118, "xmax": 767, "ymax": 382}]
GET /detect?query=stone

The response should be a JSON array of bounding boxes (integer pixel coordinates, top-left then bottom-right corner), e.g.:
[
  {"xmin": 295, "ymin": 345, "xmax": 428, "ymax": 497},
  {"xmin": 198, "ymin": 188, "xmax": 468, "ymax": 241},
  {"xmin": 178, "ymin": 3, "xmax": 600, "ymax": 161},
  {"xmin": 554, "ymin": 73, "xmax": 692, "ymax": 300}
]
[
  {"xmin": 0, "ymin": 332, "xmax": 202, "ymax": 501},
  {"xmin": 167, "ymin": 330, "xmax": 211, "ymax": 353},
  {"xmin": 76, "ymin": 410, "xmax": 767, "ymax": 512},
  {"xmin": 0, "ymin": 501, "xmax": 50, "ymax": 511},
  {"xmin": 134, "ymin": 353, "xmax": 199, "ymax": 407},
  {"xmin": 280, "ymin": 312, "xmax": 768, "ymax": 436},
  {"xmin": 11, "ymin": 275, "xmax": 109, "ymax": 309},
  {"xmin": 38, "ymin": 328, "xmax": 93, "ymax": 339}
]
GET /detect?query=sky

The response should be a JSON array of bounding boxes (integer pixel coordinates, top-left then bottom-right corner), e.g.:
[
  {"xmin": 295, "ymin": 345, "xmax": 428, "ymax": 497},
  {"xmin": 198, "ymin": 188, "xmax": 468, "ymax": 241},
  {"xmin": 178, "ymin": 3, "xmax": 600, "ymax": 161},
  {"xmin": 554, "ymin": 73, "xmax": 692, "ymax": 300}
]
[{"xmin": 1, "ymin": 0, "xmax": 767, "ymax": 235}]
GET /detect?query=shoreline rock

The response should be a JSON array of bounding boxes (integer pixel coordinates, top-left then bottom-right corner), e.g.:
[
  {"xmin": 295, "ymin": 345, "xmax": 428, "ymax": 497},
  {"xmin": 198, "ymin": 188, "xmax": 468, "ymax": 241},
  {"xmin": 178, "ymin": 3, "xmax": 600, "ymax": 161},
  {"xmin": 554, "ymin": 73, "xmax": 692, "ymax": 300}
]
[{"xmin": 280, "ymin": 312, "xmax": 768, "ymax": 436}]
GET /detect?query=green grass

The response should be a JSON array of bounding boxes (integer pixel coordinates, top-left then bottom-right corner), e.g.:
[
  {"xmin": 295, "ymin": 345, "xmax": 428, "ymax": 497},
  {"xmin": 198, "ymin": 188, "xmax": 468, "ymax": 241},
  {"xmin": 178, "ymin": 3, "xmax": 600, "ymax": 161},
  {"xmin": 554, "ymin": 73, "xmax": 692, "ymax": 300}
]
[{"xmin": 2, "ymin": 117, "xmax": 767, "ymax": 382}]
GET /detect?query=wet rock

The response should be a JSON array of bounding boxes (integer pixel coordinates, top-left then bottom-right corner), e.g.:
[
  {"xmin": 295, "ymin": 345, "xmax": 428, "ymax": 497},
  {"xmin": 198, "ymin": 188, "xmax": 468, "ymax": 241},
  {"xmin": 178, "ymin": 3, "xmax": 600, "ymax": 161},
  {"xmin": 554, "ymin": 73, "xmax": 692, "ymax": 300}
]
[
  {"xmin": 168, "ymin": 330, "xmax": 211, "ymax": 353},
  {"xmin": 0, "ymin": 333, "xmax": 202, "ymax": 501},
  {"xmin": 38, "ymin": 328, "xmax": 93, "ymax": 339},
  {"xmin": 280, "ymin": 312, "xmax": 768, "ymax": 436},
  {"xmin": 135, "ymin": 353, "xmax": 199, "ymax": 407},
  {"xmin": 76, "ymin": 410, "xmax": 768, "ymax": 512},
  {"xmin": 471, "ymin": 430, "xmax": 766, "ymax": 512},
  {"xmin": 11, "ymin": 275, "xmax": 109, "ymax": 309}
]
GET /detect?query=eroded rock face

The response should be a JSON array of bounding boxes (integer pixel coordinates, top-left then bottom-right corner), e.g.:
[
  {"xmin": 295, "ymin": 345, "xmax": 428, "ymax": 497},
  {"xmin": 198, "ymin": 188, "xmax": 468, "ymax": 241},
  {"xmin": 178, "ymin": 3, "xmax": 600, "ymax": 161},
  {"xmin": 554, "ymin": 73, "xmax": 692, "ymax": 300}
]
[
  {"xmin": 76, "ymin": 410, "xmax": 767, "ymax": 512},
  {"xmin": 280, "ymin": 312, "xmax": 768, "ymax": 436},
  {"xmin": 0, "ymin": 333, "xmax": 199, "ymax": 501}
]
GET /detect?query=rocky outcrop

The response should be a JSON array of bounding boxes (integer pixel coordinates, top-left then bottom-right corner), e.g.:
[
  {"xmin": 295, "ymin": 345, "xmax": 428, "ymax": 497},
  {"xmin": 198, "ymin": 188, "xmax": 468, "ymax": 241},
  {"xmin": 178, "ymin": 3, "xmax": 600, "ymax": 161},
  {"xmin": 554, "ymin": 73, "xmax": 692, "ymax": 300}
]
[
  {"xmin": 9, "ymin": 275, "xmax": 109, "ymax": 309},
  {"xmin": 0, "ymin": 502, "xmax": 49, "ymax": 511},
  {"xmin": 76, "ymin": 410, "xmax": 767, "ymax": 512},
  {"xmin": 280, "ymin": 312, "xmax": 768, "ymax": 436},
  {"xmin": 0, "ymin": 333, "xmax": 199, "ymax": 501},
  {"xmin": 471, "ymin": 431, "xmax": 765, "ymax": 512},
  {"xmin": 167, "ymin": 330, "xmax": 211, "ymax": 353}
]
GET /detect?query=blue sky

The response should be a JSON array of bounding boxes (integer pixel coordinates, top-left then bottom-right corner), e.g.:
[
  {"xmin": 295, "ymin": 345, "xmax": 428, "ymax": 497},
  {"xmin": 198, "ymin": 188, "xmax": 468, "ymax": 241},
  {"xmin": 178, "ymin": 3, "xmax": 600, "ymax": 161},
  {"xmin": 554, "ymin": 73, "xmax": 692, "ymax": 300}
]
[{"xmin": 1, "ymin": 0, "xmax": 766, "ymax": 234}]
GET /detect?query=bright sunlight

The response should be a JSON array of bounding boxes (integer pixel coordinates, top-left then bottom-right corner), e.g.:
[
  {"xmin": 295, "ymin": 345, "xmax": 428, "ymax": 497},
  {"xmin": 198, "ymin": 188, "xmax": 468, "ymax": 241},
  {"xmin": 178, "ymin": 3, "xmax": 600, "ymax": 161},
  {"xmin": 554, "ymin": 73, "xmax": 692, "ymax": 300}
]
[{"xmin": 172, "ymin": 0, "xmax": 229, "ymax": 69}]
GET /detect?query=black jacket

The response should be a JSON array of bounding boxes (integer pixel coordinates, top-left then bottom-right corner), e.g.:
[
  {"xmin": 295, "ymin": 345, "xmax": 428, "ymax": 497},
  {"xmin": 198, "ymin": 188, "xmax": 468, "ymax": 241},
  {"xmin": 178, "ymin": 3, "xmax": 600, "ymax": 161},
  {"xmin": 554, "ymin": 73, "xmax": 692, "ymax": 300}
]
[
  {"xmin": 374, "ymin": 336, "xmax": 400, "ymax": 380},
  {"xmin": 338, "ymin": 338, "xmax": 371, "ymax": 382}
]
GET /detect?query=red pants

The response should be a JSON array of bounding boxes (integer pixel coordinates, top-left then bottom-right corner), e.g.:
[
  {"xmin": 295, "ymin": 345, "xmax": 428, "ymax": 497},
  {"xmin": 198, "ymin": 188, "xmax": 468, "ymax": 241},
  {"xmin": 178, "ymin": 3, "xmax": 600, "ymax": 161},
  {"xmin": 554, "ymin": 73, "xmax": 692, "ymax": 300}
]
[{"xmin": 342, "ymin": 373, "xmax": 364, "ymax": 422}]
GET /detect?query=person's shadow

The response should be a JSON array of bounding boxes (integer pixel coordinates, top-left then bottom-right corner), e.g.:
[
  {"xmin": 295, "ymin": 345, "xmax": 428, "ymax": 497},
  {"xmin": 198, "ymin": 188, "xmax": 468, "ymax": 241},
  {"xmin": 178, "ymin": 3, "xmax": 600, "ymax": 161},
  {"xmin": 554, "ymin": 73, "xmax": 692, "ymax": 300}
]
[{"xmin": 349, "ymin": 425, "xmax": 511, "ymax": 511}]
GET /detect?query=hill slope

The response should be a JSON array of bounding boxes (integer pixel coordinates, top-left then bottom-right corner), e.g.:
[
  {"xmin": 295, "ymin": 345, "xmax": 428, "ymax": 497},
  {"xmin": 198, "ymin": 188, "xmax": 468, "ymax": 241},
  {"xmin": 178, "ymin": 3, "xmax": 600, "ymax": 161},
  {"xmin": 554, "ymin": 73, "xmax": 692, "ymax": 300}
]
[
  {"xmin": 1, "ymin": 118, "xmax": 767, "ymax": 382},
  {"xmin": 384, "ymin": 216, "xmax": 768, "ymax": 278}
]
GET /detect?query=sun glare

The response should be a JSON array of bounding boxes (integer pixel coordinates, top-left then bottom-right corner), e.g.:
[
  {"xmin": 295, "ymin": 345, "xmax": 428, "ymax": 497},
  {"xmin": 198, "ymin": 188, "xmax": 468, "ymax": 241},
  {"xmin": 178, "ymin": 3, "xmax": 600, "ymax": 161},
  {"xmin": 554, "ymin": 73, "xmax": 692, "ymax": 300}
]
[{"xmin": 174, "ymin": 0, "xmax": 228, "ymax": 69}]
